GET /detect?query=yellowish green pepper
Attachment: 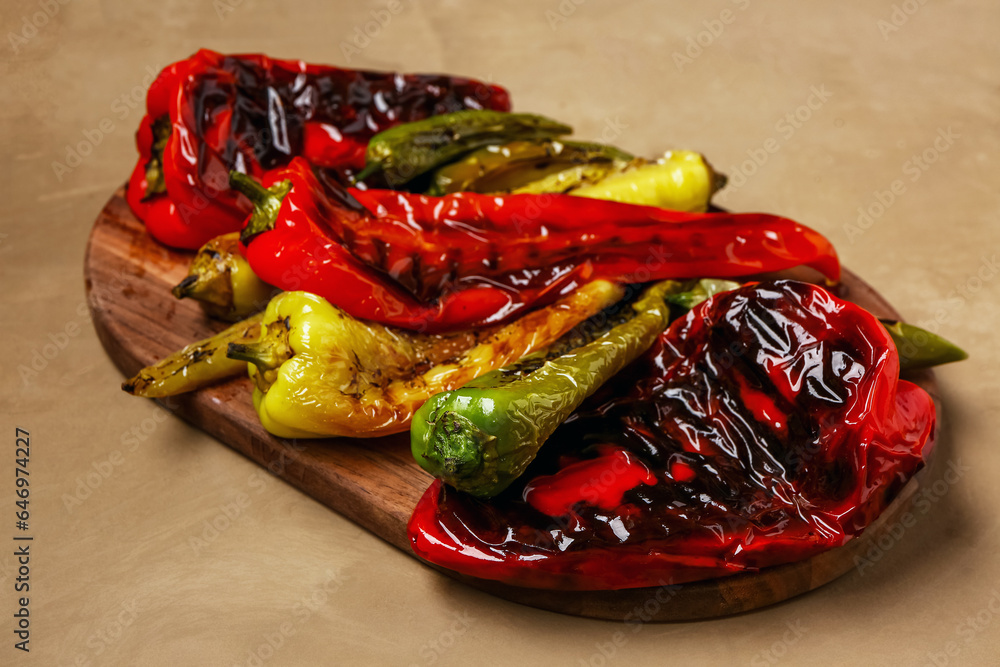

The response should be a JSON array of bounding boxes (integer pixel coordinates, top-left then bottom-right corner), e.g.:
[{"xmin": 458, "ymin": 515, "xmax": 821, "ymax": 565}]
[
  {"xmin": 172, "ymin": 232, "xmax": 276, "ymax": 321},
  {"xmin": 122, "ymin": 313, "xmax": 263, "ymax": 397},
  {"xmin": 226, "ymin": 281, "xmax": 625, "ymax": 439}
]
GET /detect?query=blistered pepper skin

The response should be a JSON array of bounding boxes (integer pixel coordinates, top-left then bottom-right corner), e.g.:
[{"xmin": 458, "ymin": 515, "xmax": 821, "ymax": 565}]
[
  {"xmin": 407, "ymin": 281, "xmax": 936, "ymax": 591},
  {"xmin": 411, "ymin": 280, "xmax": 679, "ymax": 498},
  {"xmin": 227, "ymin": 282, "xmax": 623, "ymax": 439},
  {"xmin": 125, "ymin": 49, "xmax": 511, "ymax": 249},
  {"xmin": 242, "ymin": 158, "xmax": 840, "ymax": 333}
]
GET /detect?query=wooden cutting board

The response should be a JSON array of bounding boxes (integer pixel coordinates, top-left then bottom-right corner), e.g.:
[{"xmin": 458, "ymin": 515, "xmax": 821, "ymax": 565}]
[{"xmin": 85, "ymin": 187, "xmax": 940, "ymax": 621}]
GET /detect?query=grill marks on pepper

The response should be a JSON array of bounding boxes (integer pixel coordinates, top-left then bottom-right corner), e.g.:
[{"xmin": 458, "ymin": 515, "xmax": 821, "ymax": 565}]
[
  {"xmin": 529, "ymin": 285, "xmax": 863, "ymax": 547},
  {"xmin": 190, "ymin": 55, "xmax": 508, "ymax": 187}
]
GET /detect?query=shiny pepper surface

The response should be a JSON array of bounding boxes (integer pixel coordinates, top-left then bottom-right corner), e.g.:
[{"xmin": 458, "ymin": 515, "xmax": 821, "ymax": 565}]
[
  {"xmin": 125, "ymin": 49, "xmax": 510, "ymax": 248},
  {"xmin": 408, "ymin": 281, "xmax": 936, "ymax": 590},
  {"xmin": 242, "ymin": 158, "xmax": 840, "ymax": 333}
]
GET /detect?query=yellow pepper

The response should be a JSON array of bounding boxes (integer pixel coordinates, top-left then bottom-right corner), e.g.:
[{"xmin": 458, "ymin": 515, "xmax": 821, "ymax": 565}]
[
  {"xmin": 226, "ymin": 281, "xmax": 625, "ymax": 439},
  {"xmin": 172, "ymin": 232, "xmax": 276, "ymax": 321},
  {"xmin": 569, "ymin": 150, "xmax": 723, "ymax": 212}
]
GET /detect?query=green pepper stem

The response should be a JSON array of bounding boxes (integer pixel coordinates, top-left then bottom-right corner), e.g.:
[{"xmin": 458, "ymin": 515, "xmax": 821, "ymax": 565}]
[
  {"xmin": 229, "ymin": 171, "xmax": 272, "ymax": 207},
  {"xmin": 171, "ymin": 274, "xmax": 200, "ymax": 300},
  {"xmin": 229, "ymin": 172, "xmax": 291, "ymax": 245},
  {"xmin": 421, "ymin": 411, "xmax": 497, "ymax": 488},
  {"xmin": 227, "ymin": 342, "xmax": 281, "ymax": 371},
  {"xmin": 352, "ymin": 162, "xmax": 381, "ymax": 183}
]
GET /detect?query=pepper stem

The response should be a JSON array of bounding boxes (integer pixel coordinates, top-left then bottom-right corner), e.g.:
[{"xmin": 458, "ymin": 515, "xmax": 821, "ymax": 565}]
[
  {"xmin": 422, "ymin": 411, "xmax": 498, "ymax": 492},
  {"xmin": 351, "ymin": 162, "xmax": 381, "ymax": 184},
  {"xmin": 171, "ymin": 274, "xmax": 200, "ymax": 299},
  {"xmin": 229, "ymin": 171, "xmax": 292, "ymax": 245},
  {"xmin": 226, "ymin": 318, "xmax": 293, "ymax": 373}
]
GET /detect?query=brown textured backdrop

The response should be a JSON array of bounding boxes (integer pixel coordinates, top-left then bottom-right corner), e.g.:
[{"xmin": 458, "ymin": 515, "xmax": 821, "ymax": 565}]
[{"xmin": 1, "ymin": 0, "xmax": 998, "ymax": 664}]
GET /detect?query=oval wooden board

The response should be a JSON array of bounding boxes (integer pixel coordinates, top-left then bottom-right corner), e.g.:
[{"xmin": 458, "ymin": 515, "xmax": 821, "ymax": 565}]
[{"xmin": 86, "ymin": 187, "xmax": 940, "ymax": 621}]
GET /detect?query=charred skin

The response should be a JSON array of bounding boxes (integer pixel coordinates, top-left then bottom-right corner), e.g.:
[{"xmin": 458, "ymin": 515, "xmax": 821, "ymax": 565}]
[
  {"xmin": 122, "ymin": 313, "xmax": 264, "ymax": 398},
  {"xmin": 172, "ymin": 232, "xmax": 277, "ymax": 321},
  {"xmin": 226, "ymin": 280, "xmax": 625, "ymax": 439}
]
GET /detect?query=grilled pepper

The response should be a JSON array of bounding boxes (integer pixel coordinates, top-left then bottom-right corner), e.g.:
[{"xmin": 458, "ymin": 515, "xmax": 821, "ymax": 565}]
[
  {"xmin": 880, "ymin": 320, "xmax": 968, "ymax": 371},
  {"xmin": 236, "ymin": 158, "xmax": 840, "ymax": 333},
  {"xmin": 172, "ymin": 233, "xmax": 277, "ymax": 321},
  {"xmin": 566, "ymin": 150, "xmax": 724, "ymax": 212},
  {"xmin": 425, "ymin": 139, "xmax": 632, "ymax": 195},
  {"xmin": 225, "ymin": 280, "xmax": 624, "ymax": 438},
  {"xmin": 353, "ymin": 111, "xmax": 573, "ymax": 186},
  {"xmin": 661, "ymin": 280, "xmax": 969, "ymax": 372},
  {"xmin": 412, "ymin": 280, "xmax": 680, "ymax": 497},
  {"xmin": 408, "ymin": 280, "xmax": 940, "ymax": 590},
  {"xmin": 126, "ymin": 49, "xmax": 511, "ymax": 249},
  {"xmin": 441, "ymin": 147, "xmax": 725, "ymax": 213},
  {"xmin": 122, "ymin": 314, "xmax": 263, "ymax": 397}
]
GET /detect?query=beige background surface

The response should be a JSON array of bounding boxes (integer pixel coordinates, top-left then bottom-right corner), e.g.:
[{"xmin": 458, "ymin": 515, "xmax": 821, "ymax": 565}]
[{"xmin": 2, "ymin": 0, "xmax": 998, "ymax": 665}]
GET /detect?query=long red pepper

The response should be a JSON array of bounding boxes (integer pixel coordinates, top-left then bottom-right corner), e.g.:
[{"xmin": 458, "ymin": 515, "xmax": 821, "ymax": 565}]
[
  {"xmin": 125, "ymin": 49, "xmax": 510, "ymax": 249},
  {"xmin": 407, "ymin": 280, "xmax": 936, "ymax": 590},
  {"xmin": 240, "ymin": 158, "xmax": 841, "ymax": 333}
]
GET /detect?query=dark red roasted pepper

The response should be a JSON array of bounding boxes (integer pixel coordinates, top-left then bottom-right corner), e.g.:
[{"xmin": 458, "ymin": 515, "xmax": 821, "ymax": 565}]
[
  {"xmin": 407, "ymin": 280, "xmax": 936, "ymax": 590},
  {"xmin": 239, "ymin": 158, "xmax": 841, "ymax": 333},
  {"xmin": 125, "ymin": 49, "xmax": 511, "ymax": 249}
]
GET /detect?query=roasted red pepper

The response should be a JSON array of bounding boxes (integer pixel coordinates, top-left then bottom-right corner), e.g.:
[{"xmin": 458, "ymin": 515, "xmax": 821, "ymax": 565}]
[
  {"xmin": 125, "ymin": 49, "xmax": 510, "ymax": 249},
  {"xmin": 408, "ymin": 280, "xmax": 936, "ymax": 590},
  {"xmin": 239, "ymin": 158, "xmax": 840, "ymax": 333}
]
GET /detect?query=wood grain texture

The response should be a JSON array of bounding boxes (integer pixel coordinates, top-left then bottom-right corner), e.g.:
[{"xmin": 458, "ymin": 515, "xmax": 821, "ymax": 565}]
[{"xmin": 85, "ymin": 187, "xmax": 939, "ymax": 621}]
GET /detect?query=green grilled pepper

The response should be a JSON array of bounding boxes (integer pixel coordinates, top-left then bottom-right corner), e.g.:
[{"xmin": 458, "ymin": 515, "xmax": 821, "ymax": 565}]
[
  {"xmin": 122, "ymin": 313, "xmax": 263, "ymax": 398},
  {"xmin": 880, "ymin": 320, "xmax": 968, "ymax": 371},
  {"xmin": 353, "ymin": 110, "xmax": 572, "ymax": 186},
  {"xmin": 425, "ymin": 139, "xmax": 632, "ymax": 195},
  {"xmin": 411, "ymin": 280, "xmax": 681, "ymax": 497}
]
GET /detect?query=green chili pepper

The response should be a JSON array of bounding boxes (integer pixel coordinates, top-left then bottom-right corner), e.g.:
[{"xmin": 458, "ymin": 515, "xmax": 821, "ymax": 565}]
[
  {"xmin": 880, "ymin": 320, "xmax": 968, "ymax": 371},
  {"xmin": 411, "ymin": 280, "xmax": 681, "ymax": 498},
  {"xmin": 425, "ymin": 139, "xmax": 632, "ymax": 195},
  {"xmin": 353, "ymin": 110, "xmax": 572, "ymax": 186}
]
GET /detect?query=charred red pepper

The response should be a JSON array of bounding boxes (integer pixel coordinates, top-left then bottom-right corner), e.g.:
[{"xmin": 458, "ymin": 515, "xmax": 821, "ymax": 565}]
[
  {"xmin": 407, "ymin": 280, "xmax": 936, "ymax": 590},
  {"xmin": 237, "ymin": 158, "xmax": 840, "ymax": 333},
  {"xmin": 125, "ymin": 49, "xmax": 511, "ymax": 249}
]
